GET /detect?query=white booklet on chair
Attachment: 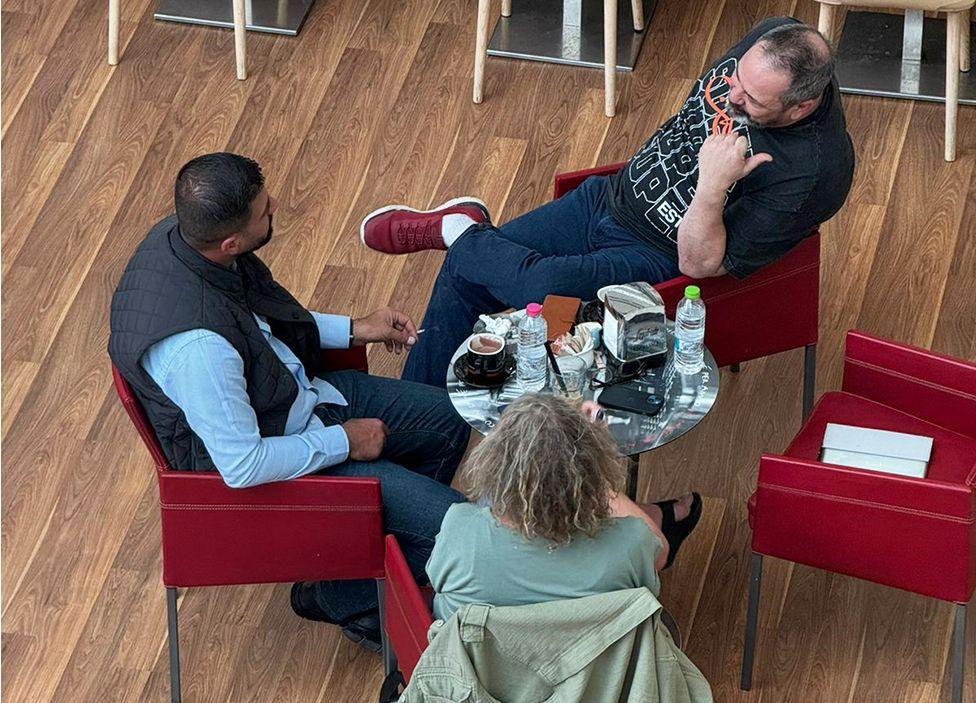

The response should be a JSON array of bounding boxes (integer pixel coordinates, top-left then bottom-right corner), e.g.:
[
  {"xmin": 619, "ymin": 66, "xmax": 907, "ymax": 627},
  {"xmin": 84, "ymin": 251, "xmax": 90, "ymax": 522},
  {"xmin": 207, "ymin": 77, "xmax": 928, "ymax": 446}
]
[{"xmin": 819, "ymin": 423, "xmax": 933, "ymax": 478}]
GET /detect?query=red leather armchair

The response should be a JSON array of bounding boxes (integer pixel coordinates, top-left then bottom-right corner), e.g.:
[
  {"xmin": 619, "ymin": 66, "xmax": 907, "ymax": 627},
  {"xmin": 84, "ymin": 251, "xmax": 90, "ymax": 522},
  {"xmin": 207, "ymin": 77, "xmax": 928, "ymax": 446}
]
[
  {"xmin": 554, "ymin": 164, "xmax": 821, "ymax": 418},
  {"xmin": 112, "ymin": 347, "xmax": 389, "ymax": 703},
  {"xmin": 741, "ymin": 330, "xmax": 976, "ymax": 703}
]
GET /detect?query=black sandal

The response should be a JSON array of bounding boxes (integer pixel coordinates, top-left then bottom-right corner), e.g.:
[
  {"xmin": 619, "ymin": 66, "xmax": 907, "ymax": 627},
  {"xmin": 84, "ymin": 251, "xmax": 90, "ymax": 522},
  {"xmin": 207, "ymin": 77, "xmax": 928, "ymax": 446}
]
[{"xmin": 655, "ymin": 492, "xmax": 703, "ymax": 569}]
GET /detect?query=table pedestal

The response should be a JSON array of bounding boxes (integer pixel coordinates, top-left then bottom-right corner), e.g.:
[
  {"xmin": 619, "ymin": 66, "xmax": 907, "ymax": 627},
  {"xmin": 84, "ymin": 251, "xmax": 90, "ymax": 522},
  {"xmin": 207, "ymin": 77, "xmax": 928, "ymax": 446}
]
[
  {"xmin": 835, "ymin": 10, "xmax": 976, "ymax": 105},
  {"xmin": 627, "ymin": 455, "xmax": 639, "ymax": 499},
  {"xmin": 487, "ymin": 0, "xmax": 658, "ymax": 71},
  {"xmin": 154, "ymin": 0, "xmax": 315, "ymax": 36}
]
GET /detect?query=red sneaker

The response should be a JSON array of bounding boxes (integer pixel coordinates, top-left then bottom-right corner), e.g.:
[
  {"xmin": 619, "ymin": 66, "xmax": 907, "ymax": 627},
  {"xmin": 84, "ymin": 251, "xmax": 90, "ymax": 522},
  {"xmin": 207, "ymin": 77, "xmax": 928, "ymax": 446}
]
[{"xmin": 360, "ymin": 197, "xmax": 491, "ymax": 254}]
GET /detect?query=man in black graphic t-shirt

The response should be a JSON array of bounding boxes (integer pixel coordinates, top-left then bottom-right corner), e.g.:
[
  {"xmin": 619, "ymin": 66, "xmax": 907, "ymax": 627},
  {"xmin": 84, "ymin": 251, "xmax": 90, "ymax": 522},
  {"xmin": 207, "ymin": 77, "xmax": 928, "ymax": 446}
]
[
  {"xmin": 360, "ymin": 18, "xmax": 856, "ymax": 387},
  {"xmin": 608, "ymin": 18, "xmax": 853, "ymax": 277}
]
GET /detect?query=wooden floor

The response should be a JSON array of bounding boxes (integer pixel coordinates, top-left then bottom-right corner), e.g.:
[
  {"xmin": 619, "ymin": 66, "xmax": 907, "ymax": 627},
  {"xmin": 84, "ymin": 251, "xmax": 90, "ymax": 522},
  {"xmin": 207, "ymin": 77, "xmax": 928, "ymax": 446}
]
[{"xmin": 2, "ymin": 0, "xmax": 975, "ymax": 700}]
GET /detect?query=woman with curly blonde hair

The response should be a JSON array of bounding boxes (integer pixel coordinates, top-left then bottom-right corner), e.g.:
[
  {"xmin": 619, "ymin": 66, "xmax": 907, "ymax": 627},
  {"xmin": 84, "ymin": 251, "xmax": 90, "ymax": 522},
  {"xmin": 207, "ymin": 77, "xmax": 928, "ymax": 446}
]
[{"xmin": 426, "ymin": 393, "xmax": 701, "ymax": 621}]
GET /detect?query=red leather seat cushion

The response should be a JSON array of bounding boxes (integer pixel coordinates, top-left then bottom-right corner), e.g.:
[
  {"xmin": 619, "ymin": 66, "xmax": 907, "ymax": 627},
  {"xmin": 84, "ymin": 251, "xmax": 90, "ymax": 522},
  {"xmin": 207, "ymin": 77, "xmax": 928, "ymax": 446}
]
[{"xmin": 786, "ymin": 391, "xmax": 976, "ymax": 487}]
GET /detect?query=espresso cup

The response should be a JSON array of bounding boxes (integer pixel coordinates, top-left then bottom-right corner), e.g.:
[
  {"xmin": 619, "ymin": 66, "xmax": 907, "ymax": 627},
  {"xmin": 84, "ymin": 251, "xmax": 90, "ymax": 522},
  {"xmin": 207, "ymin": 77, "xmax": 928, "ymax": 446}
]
[{"xmin": 465, "ymin": 334, "xmax": 506, "ymax": 376}]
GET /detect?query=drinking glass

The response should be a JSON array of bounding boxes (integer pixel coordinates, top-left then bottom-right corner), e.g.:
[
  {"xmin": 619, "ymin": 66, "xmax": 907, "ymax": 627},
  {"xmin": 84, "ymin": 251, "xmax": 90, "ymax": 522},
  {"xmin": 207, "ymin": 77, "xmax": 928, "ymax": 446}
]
[{"xmin": 547, "ymin": 355, "xmax": 588, "ymax": 403}]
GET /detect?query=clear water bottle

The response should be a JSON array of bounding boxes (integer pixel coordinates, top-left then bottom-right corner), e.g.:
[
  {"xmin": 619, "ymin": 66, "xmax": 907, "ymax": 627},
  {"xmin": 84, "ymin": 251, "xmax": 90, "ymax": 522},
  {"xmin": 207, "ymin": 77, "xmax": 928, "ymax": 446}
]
[
  {"xmin": 673, "ymin": 285, "xmax": 705, "ymax": 375},
  {"xmin": 517, "ymin": 303, "xmax": 548, "ymax": 390}
]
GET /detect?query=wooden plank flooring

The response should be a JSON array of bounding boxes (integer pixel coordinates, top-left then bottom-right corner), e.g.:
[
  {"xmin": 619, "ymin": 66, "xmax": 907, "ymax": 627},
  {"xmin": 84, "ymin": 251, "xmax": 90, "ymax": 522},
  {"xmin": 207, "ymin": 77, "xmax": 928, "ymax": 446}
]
[{"xmin": 2, "ymin": 0, "xmax": 974, "ymax": 700}]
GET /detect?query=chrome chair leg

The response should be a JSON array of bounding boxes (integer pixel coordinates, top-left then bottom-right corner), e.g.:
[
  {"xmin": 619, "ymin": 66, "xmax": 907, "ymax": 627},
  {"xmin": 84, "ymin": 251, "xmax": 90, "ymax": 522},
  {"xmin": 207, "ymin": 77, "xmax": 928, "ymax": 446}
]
[
  {"xmin": 802, "ymin": 344, "xmax": 817, "ymax": 421},
  {"xmin": 376, "ymin": 579, "xmax": 403, "ymax": 702},
  {"xmin": 376, "ymin": 579, "xmax": 397, "ymax": 677},
  {"xmin": 166, "ymin": 587, "xmax": 182, "ymax": 703},
  {"xmin": 951, "ymin": 603, "xmax": 967, "ymax": 703},
  {"xmin": 740, "ymin": 554, "xmax": 763, "ymax": 691}
]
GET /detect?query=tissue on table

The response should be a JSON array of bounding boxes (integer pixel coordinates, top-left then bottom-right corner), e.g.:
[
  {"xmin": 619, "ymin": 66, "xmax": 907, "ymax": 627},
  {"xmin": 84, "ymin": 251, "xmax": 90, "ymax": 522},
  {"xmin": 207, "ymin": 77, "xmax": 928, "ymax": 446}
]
[{"xmin": 477, "ymin": 314, "xmax": 513, "ymax": 338}]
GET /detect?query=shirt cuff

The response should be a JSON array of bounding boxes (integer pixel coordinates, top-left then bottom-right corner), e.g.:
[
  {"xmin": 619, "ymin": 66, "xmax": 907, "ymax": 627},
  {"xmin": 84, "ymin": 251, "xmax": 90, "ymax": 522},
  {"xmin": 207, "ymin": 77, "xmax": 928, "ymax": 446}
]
[
  {"xmin": 312, "ymin": 312, "xmax": 352, "ymax": 350},
  {"xmin": 307, "ymin": 413, "xmax": 350, "ymax": 465}
]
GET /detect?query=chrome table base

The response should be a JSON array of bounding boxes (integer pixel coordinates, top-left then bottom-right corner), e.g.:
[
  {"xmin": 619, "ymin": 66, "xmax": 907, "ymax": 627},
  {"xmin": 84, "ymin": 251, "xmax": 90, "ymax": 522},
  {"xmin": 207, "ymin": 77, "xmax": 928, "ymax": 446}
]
[
  {"xmin": 154, "ymin": 0, "xmax": 315, "ymax": 36},
  {"xmin": 835, "ymin": 11, "xmax": 975, "ymax": 105},
  {"xmin": 486, "ymin": 0, "xmax": 658, "ymax": 71}
]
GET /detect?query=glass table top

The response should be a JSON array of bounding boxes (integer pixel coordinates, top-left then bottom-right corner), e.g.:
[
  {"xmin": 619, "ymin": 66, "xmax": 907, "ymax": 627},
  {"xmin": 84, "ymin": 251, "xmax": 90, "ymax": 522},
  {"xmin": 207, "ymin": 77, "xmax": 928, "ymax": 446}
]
[{"xmin": 446, "ymin": 323, "xmax": 719, "ymax": 456}]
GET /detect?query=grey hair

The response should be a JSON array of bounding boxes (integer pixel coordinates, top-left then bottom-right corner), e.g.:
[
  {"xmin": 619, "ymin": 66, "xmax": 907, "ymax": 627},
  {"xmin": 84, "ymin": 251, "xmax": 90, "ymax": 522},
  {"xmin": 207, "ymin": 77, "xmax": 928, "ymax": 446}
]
[
  {"xmin": 757, "ymin": 22, "xmax": 834, "ymax": 108},
  {"xmin": 460, "ymin": 394, "xmax": 626, "ymax": 545}
]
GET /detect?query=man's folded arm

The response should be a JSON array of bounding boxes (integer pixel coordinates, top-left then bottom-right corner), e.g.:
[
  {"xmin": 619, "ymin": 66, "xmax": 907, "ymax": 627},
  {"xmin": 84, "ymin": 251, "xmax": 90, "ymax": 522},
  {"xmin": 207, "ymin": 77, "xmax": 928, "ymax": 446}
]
[
  {"xmin": 676, "ymin": 185, "xmax": 729, "ymax": 279},
  {"xmin": 141, "ymin": 330, "xmax": 349, "ymax": 488}
]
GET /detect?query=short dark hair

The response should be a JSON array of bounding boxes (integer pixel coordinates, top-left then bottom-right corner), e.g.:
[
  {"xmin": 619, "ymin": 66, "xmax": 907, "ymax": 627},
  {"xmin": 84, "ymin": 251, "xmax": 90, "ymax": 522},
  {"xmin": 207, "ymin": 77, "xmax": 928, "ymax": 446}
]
[
  {"xmin": 174, "ymin": 152, "xmax": 265, "ymax": 249},
  {"xmin": 757, "ymin": 22, "xmax": 834, "ymax": 108}
]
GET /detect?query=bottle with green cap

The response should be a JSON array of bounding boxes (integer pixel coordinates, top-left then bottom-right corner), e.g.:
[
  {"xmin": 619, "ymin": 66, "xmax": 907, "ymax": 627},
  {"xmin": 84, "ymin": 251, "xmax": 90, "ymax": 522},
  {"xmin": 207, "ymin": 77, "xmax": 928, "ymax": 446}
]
[{"xmin": 674, "ymin": 284, "xmax": 705, "ymax": 374}]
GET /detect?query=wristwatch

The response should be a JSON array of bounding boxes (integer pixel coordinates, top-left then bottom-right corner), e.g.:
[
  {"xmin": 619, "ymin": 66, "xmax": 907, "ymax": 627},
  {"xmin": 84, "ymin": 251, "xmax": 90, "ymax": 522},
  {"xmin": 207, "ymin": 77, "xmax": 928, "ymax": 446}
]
[{"xmin": 348, "ymin": 319, "xmax": 356, "ymax": 346}]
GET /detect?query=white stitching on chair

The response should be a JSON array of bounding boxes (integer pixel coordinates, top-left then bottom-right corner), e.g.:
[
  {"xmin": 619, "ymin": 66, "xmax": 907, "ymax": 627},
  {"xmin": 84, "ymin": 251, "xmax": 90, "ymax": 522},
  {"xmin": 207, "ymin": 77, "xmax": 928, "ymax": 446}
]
[
  {"xmin": 756, "ymin": 483, "xmax": 975, "ymax": 523},
  {"xmin": 847, "ymin": 359, "xmax": 976, "ymax": 402},
  {"xmin": 160, "ymin": 502, "xmax": 381, "ymax": 512},
  {"xmin": 696, "ymin": 261, "xmax": 819, "ymax": 303}
]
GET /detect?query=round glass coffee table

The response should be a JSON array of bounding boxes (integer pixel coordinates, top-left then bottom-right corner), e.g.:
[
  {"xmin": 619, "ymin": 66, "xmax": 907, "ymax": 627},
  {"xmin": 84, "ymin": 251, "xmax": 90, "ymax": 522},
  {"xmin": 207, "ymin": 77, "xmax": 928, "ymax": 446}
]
[{"xmin": 446, "ymin": 323, "xmax": 720, "ymax": 498}]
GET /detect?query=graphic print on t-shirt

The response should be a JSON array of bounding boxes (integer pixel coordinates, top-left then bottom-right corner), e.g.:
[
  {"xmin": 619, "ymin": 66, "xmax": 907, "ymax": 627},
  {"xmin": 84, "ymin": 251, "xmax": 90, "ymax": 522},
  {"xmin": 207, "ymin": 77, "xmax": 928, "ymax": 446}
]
[{"xmin": 623, "ymin": 57, "xmax": 753, "ymax": 243}]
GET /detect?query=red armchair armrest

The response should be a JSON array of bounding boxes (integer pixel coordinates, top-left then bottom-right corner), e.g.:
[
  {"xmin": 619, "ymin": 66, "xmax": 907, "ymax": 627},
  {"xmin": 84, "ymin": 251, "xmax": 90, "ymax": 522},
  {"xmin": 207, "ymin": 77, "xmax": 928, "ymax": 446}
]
[
  {"xmin": 158, "ymin": 472, "xmax": 384, "ymax": 588},
  {"xmin": 384, "ymin": 534, "xmax": 434, "ymax": 680},
  {"xmin": 320, "ymin": 345, "xmax": 369, "ymax": 374},
  {"xmin": 842, "ymin": 330, "xmax": 976, "ymax": 439},
  {"xmin": 752, "ymin": 453, "xmax": 975, "ymax": 602},
  {"xmin": 654, "ymin": 235, "xmax": 819, "ymax": 367},
  {"xmin": 553, "ymin": 162, "xmax": 627, "ymax": 199}
]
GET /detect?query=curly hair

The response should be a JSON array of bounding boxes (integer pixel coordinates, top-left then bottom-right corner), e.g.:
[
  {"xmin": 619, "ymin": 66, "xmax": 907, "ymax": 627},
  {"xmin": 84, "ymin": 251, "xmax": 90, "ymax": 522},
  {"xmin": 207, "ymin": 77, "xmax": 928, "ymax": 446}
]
[{"xmin": 460, "ymin": 394, "xmax": 626, "ymax": 545}]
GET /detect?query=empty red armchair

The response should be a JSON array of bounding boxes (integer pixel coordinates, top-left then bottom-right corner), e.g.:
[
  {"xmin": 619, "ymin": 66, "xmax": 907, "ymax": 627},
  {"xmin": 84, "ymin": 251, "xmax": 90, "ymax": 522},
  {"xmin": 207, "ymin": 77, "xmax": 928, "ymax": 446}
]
[
  {"xmin": 112, "ymin": 346, "xmax": 390, "ymax": 703},
  {"xmin": 741, "ymin": 330, "xmax": 976, "ymax": 703},
  {"xmin": 553, "ymin": 164, "xmax": 820, "ymax": 418}
]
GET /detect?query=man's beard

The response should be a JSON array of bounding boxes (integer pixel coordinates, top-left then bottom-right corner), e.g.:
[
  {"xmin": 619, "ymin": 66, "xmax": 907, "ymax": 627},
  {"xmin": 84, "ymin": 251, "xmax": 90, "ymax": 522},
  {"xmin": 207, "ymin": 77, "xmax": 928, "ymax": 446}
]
[
  {"xmin": 727, "ymin": 101, "xmax": 760, "ymax": 128},
  {"xmin": 247, "ymin": 215, "xmax": 274, "ymax": 252}
]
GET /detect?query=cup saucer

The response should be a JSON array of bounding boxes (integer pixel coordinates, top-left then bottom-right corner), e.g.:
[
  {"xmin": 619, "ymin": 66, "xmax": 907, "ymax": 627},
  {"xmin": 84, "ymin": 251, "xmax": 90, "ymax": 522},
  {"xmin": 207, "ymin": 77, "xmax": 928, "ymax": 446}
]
[{"xmin": 453, "ymin": 353, "xmax": 516, "ymax": 389}]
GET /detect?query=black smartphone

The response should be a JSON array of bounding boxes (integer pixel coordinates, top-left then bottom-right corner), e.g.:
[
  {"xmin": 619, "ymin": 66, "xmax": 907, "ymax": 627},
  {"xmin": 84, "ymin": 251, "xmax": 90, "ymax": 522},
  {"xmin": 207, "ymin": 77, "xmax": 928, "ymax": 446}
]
[{"xmin": 597, "ymin": 381, "xmax": 665, "ymax": 417}]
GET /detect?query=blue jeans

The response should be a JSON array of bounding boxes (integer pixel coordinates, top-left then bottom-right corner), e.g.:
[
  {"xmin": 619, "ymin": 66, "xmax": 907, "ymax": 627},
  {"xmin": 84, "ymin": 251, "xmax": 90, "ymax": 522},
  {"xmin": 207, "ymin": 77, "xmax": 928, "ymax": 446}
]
[
  {"xmin": 402, "ymin": 176, "xmax": 680, "ymax": 387},
  {"xmin": 308, "ymin": 370, "xmax": 469, "ymax": 623}
]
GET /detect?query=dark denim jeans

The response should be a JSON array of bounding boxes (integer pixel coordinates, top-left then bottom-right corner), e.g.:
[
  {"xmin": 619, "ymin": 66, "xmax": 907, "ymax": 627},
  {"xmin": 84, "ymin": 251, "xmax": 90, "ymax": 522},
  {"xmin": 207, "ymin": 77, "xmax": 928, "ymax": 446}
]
[
  {"xmin": 402, "ymin": 176, "xmax": 681, "ymax": 387},
  {"xmin": 308, "ymin": 370, "xmax": 469, "ymax": 623}
]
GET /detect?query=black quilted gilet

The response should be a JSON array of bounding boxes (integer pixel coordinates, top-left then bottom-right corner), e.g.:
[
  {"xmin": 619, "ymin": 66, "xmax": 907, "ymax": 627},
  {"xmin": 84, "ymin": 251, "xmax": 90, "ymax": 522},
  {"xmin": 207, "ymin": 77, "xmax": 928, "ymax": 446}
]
[{"xmin": 108, "ymin": 215, "xmax": 321, "ymax": 472}]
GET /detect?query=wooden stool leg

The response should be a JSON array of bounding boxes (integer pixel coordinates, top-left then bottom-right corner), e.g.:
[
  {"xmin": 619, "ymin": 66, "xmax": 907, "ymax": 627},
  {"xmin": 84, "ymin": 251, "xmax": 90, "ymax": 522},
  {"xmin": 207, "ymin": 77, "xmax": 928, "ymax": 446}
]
[
  {"xmin": 108, "ymin": 0, "xmax": 120, "ymax": 65},
  {"xmin": 631, "ymin": 0, "xmax": 644, "ymax": 32},
  {"xmin": 604, "ymin": 0, "xmax": 616, "ymax": 117},
  {"xmin": 946, "ymin": 11, "xmax": 961, "ymax": 161},
  {"xmin": 501, "ymin": 0, "xmax": 511, "ymax": 18},
  {"xmin": 233, "ymin": 0, "xmax": 246, "ymax": 80},
  {"xmin": 817, "ymin": 3, "xmax": 837, "ymax": 45},
  {"xmin": 473, "ymin": 0, "xmax": 490, "ymax": 103}
]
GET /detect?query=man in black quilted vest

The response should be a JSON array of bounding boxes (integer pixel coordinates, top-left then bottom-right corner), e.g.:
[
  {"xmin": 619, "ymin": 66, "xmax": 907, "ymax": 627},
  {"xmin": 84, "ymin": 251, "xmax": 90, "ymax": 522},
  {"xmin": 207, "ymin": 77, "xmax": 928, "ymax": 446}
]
[{"xmin": 109, "ymin": 152, "xmax": 472, "ymax": 652}]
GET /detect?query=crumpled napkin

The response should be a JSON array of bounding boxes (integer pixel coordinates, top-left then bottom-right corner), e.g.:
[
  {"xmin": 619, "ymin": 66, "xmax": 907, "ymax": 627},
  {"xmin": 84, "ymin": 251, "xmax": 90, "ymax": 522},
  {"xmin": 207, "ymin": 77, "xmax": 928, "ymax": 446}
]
[{"xmin": 478, "ymin": 314, "xmax": 513, "ymax": 338}]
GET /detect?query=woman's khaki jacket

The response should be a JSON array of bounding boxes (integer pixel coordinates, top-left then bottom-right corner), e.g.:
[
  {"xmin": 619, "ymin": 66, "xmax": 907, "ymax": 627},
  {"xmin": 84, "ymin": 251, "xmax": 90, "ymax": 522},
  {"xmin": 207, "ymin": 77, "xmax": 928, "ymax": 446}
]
[{"xmin": 401, "ymin": 588, "xmax": 713, "ymax": 703}]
